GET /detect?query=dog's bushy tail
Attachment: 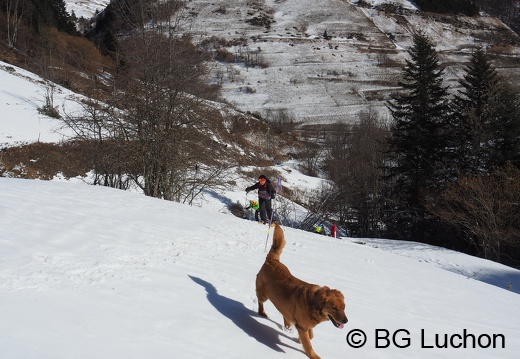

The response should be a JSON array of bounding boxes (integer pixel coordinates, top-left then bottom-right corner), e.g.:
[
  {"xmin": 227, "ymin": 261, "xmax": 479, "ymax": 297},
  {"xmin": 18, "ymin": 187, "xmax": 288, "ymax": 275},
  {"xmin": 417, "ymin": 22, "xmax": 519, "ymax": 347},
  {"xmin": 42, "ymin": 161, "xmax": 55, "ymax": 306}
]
[{"xmin": 267, "ymin": 223, "xmax": 286, "ymax": 261}]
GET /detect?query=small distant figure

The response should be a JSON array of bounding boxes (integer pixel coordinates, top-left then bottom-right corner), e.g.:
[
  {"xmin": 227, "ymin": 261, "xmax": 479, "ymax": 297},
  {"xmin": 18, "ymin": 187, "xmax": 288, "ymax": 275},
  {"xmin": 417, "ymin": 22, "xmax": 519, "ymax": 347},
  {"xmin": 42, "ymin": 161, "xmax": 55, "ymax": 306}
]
[
  {"xmin": 245, "ymin": 199, "xmax": 260, "ymax": 221},
  {"xmin": 314, "ymin": 223, "xmax": 325, "ymax": 235},
  {"xmin": 246, "ymin": 175, "xmax": 276, "ymax": 224},
  {"xmin": 331, "ymin": 223, "xmax": 338, "ymax": 238}
]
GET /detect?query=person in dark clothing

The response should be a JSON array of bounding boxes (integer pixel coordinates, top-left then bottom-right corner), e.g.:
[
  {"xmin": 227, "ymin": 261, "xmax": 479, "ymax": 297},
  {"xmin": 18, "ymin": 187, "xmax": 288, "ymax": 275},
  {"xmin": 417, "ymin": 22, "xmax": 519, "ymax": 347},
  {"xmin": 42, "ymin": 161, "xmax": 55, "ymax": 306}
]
[{"xmin": 245, "ymin": 175, "xmax": 276, "ymax": 224}]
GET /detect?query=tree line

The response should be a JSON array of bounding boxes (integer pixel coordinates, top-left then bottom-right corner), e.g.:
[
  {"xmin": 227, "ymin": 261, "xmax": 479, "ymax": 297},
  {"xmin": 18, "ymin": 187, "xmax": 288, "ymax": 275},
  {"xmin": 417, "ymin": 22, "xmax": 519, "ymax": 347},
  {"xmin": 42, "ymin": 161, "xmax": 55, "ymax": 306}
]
[
  {"xmin": 412, "ymin": 0, "xmax": 480, "ymax": 16},
  {"xmin": 2, "ymin": 0, "xmax": 77, "ymax": 48},
  {"xmin": 57, "ymin": 0, "xmax": 235, "ymax": 204},
  {"xmin": 319, "ymin": 32, "xmax": 520, "ymax": 267},
  {"xmin": 1, "ymin": 0, "xmax": 109, "ymax": 92}
]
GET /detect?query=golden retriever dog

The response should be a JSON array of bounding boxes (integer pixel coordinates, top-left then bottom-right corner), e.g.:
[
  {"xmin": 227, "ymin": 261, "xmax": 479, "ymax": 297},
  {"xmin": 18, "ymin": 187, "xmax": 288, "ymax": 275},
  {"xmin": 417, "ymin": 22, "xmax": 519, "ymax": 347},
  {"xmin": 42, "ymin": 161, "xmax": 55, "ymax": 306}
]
[{"xmin": 256, "ymin": 223, "xmax": 348, "ymax": 359}]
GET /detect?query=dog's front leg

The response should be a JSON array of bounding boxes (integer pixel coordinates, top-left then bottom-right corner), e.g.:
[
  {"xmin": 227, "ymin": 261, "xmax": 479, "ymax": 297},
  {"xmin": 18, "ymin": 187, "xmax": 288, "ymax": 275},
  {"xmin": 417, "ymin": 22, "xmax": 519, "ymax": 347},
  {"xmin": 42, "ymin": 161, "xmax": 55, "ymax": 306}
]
[{"xmin": 297, "ymin": 326, "xmax": 320, "ymax": 359}]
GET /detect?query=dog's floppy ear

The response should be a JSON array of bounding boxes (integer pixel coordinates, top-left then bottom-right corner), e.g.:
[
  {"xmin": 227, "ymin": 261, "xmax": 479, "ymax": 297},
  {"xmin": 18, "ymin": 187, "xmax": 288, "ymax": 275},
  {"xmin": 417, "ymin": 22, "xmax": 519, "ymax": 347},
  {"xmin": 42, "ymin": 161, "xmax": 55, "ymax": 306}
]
[{"xmin": 313, "ymin": 286, "xmax": 330, "ymax": 312}]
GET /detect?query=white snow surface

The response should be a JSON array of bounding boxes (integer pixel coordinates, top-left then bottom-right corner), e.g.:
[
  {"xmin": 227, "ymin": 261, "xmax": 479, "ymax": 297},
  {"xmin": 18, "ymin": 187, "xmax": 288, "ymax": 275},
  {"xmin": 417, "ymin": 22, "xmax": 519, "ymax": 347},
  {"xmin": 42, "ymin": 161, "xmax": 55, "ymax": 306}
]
[
  {"xmin": 66, "ymin": 0, "xmax": 110, "ymax": 19},
  {"xmin": 1, "ymin": 178, "xmax": 520, "ymax": 359},
  {"xmin": 363, "ymin": 0, "xmax": 417, "ymax": 10},
  {"xmin": 63, "ymin": 0, "xmax": 417, "ymax": 20},
  {"xmin": 0, "ymin": 63, "xmax": 80, "ymax": 147}
]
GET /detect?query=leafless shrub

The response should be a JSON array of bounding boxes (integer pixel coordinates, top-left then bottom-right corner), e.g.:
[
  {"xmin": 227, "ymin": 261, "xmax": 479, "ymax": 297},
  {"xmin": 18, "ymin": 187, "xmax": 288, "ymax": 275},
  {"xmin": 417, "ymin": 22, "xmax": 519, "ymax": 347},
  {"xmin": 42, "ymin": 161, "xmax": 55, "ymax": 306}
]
[
  {"xmin": 322, "ymin": 108, "xmax": 390, "ymax": 237},
  {"xmin": 296, "ymin": 19, "xmax": 309, "ymax": 36},
  {"xmin": 242, "ymin": 86, "xmax": 256, "ymax": 94},
  {"xmin": 487, "ymin": 43, "xmax": 515, "ymax": 54},
  {"xmin": 265, "ymin": 108, "xmax": 300, "ymax": 134},
  {"xmin": 38, "ymin": 81, "xmax": 60, "ymax": 119},
  {"xmin": 428, "ymin": 164, "xmax": 520, "ymax": 263},
  {"xmin": 215, "ymin": 5, "xmax": 227, "ymax": 14},
  {"xmin": 297, "ymin": 129, "xmax": 325, "ymax": 177},
  {"xmin": 234, "ymin": 46, "xmax": 269, "ymax": 68},
  {"xmin": 215, "ymin": 48, "xmax": 234, "ymax": 62}
]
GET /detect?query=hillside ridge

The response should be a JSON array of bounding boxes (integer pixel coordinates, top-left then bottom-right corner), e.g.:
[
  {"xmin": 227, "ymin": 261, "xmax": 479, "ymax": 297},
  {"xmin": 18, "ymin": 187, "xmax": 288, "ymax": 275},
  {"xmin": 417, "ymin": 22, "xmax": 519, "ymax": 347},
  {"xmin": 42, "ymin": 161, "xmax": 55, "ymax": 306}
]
[{"xmin": 181, "ymin": 0, "xmax": 520, "ymax": 123}]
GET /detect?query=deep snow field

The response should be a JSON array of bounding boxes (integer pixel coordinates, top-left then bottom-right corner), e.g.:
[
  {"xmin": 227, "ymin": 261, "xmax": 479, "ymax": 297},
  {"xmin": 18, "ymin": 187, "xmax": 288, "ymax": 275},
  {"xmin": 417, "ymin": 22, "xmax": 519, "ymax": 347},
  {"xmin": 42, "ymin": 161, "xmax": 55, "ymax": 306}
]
[{"xmin": 1, "ymin": 176, "xmax": 520, "ymax": 359}]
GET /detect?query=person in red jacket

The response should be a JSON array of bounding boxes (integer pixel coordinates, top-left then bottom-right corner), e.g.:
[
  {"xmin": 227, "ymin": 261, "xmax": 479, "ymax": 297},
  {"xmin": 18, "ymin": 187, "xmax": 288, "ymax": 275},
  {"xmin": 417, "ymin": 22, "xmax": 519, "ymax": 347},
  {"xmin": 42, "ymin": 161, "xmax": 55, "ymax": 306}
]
[
  {"xmin": 331, "ymin": 223, "xmax": 338, "ymax": 238},
  {"xmin": 246, "ymin": 175, "xmax": 276, "ymax": 224}
]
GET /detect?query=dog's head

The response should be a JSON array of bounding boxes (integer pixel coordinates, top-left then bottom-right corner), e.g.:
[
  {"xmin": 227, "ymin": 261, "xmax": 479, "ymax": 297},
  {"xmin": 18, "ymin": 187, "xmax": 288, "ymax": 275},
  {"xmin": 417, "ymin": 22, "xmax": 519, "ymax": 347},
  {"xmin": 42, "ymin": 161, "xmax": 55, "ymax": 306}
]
[{"xmin": 314, "ymin": 286, "xmax": 348, "ymax": 329}]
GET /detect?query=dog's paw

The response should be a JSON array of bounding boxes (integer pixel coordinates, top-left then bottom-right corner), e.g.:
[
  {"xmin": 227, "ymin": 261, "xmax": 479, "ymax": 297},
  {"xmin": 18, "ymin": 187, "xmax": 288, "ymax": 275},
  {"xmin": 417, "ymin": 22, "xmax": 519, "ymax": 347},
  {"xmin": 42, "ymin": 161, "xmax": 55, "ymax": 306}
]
[{"xmin": 283, "ymin": 319, "xmax": 293, "ymax": 331}]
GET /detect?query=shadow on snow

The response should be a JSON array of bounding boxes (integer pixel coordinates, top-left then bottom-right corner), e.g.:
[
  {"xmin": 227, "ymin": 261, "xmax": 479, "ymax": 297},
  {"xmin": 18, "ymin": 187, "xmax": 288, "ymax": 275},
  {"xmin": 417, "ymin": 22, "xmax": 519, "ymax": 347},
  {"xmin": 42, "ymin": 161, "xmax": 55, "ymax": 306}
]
[{"xmin": 189, "ymin": 275, "xmax": 302, "ymax": 354}]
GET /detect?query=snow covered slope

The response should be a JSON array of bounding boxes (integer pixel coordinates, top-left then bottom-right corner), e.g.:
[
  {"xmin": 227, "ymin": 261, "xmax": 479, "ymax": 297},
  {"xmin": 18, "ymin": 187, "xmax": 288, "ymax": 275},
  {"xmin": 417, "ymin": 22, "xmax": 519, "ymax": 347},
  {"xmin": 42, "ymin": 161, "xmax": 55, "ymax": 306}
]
[
  {"xmin": 1, "ymin": 178, "xmax": 519, "ymax": 359},
  {"xmin": 66, "ymin": 0, "xmax": 110, "ymax": 19},
  {"xmin": 0, "ymin": 62, "xmax": 79, "ymax": 146},
  {"xmin": 65, "ymin": 0, "xmax": 520, "ymax": 124},
  {"xmin": 183, "ymin": 0, "xmax": 520, "ymax": 123}
]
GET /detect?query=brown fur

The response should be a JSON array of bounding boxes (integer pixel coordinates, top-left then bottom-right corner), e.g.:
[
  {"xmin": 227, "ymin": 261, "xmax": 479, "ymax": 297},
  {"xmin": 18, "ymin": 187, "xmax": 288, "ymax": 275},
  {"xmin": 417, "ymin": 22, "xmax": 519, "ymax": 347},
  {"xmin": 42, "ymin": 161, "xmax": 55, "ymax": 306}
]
[{"xmin": 256, "ymin": 223, "xmax": 348, "ymax": 359}]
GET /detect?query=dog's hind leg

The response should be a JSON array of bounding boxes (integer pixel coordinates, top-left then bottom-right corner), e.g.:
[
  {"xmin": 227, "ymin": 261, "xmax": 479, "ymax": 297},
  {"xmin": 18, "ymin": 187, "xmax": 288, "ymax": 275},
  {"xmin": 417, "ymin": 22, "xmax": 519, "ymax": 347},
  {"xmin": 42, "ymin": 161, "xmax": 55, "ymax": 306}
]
[
  {"xmin": 297, "ymin": 327, "xmax": 320, "ymax": 359},
  {"xmin": 256, "ymin": 275, "xmax": 268, "ymax": 317},
  {"xmin": 257, "ymin": 300, "xmax": 268, "ymax": 318}
]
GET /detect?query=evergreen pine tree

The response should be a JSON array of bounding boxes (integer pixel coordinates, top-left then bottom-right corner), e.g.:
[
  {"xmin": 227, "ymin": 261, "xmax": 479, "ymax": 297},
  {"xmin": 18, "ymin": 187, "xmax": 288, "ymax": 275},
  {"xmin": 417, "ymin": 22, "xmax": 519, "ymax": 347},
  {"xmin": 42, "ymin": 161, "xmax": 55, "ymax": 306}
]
[
  {"xmin": 489, "ymin": 83, "xmax": 520, "ymax": 169},
  {"xmin": 52, "ymin": 0, "xmax": 77, "ymax": 34},
  {"xmin": 31, "ymin": 0, "xmax": 77, "ymax": 35},
  {"xmin": 452, "ymin": 48, "xmax": 520, "ymax": 173},
  {"xmin": 451, "ymin": 47, "xmax": 500, "ymax": 175},
  {"xmin": 385, "ymin": 31, "xmax": 451, "ymax": 241}
]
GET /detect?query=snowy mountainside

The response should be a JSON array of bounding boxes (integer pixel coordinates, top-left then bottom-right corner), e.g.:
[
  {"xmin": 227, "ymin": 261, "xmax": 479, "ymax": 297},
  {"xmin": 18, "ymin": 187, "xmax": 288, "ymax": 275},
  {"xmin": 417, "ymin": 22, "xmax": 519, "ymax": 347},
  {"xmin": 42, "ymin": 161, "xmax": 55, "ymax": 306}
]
[
  {"xmin": 64, "ymin": 0, "xmax": 520, "ymax": 124},
  {"xmin": 0, "ymin": 62, "xmax": 83, "ymax": 146},
  {"xmin": 184, "ymin": 0, "xmax": 520, "ymax": 123},
  {"xmin": 66, "ymin": 0, "xmax": 110, "ymax": 19}
]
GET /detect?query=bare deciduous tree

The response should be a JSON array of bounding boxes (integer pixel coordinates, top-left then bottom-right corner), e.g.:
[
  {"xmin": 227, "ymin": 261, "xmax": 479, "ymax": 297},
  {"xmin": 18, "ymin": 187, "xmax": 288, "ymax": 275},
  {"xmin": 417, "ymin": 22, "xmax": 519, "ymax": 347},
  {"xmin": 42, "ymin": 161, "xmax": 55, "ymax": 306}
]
[
  {"xmin": 60, "ymin": 0, "xmax": 229, "ymax": 203},
  {"xmin": 428, "ymin": 164, "xmax": 520, "ymax": 263},
  {"xmin": 5, "ymin": 0, "xmax": 26, "ymax": 48},
  {"xmin": 323, "ymin": 107, "xmax": 389, "ymax": 236},
  {"xmin": 347, "ymin": 108, "xmax": 389, "ymax": 236},
  {"xmin": 265, "ymin": 108, "xmax": 298, "ymax": 134}
]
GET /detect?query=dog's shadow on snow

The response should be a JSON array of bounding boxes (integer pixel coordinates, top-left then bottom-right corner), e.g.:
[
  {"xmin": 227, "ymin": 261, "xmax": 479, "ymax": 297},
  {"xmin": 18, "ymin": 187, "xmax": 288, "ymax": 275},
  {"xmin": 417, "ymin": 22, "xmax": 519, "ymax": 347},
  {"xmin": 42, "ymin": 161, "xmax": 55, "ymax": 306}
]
[{"xmin": 189, "ymin": 275, "xmax": 302, "ymax": 354}]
